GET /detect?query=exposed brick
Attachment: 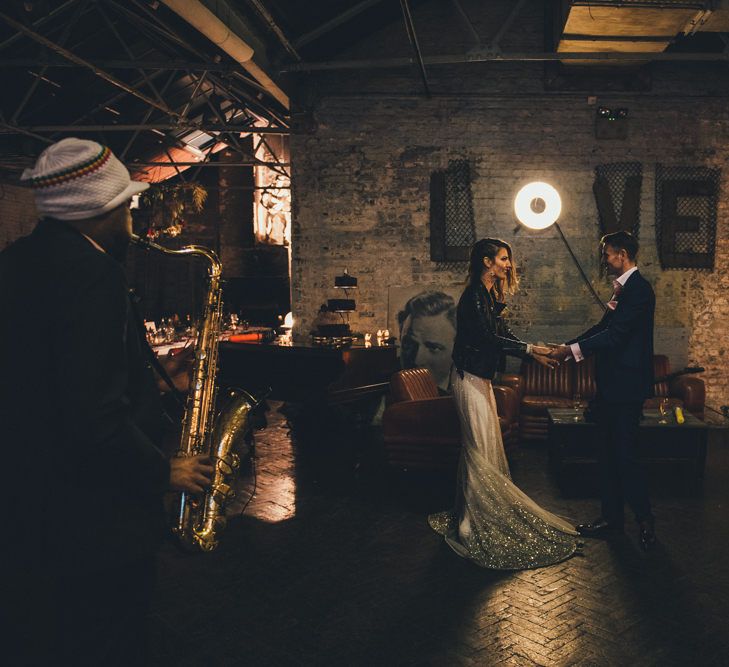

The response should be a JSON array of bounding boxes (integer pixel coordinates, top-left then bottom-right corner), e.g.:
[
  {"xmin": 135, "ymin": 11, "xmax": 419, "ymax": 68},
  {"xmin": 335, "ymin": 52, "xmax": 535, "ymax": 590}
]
[{"xmin": 289, "ymin": 3, "xmax": 729, "ymax": 408}]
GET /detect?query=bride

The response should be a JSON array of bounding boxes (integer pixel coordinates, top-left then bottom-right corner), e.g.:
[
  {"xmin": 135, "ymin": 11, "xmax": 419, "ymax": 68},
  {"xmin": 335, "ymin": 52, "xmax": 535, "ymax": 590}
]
[{"xmin": 429, "ymin": 238, "xmax": 580, "ymax": 570}]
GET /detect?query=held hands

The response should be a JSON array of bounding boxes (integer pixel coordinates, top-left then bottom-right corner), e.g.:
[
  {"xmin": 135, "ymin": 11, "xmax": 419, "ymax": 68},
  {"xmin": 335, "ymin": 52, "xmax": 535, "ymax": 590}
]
[
  {"xmin": 169, "ymin": 455, "xmax": 214, "ymax": 494},
  {"xmin": 530, "ymin": 344, "xmax": 560, "ymax": 369},
  {"xmin": 547, "ymin": 345, "xmax": 572, "ymax": 362}
]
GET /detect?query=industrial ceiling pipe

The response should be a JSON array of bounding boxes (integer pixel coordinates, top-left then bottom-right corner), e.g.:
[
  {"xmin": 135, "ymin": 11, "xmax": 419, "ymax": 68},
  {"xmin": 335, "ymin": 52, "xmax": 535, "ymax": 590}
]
[{"xmin": 160, "ymin": 0, "xmax": 289, "ymax": 109}]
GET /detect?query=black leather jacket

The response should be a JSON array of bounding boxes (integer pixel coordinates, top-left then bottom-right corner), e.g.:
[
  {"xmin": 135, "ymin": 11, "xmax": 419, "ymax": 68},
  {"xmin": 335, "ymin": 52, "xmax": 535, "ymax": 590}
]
[{"xmin": 451, "ymin": 282, "xmax": 528, "ymax": 380}]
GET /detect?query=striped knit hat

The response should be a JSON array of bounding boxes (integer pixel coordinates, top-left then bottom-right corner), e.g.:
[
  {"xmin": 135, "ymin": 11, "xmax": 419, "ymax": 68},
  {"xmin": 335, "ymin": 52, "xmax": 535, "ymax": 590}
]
[{"xmin": 21, "ymin": 137, "xmax": 149, "ymax": 221}]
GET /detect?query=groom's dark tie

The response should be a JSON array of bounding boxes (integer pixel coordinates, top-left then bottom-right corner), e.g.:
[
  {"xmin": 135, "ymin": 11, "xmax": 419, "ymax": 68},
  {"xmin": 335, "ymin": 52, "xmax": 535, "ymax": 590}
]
[{"xmin": 612, "ymin": 279, "xmax": 623, "ymax": 296}]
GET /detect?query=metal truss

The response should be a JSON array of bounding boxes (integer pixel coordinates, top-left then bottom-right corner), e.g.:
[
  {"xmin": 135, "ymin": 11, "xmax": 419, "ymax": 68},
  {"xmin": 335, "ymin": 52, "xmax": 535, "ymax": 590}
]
[
  {"xmin": 0, "ymin": 0, "xmax": 290, "ymax": 177},
  {"xmin": 284, "ymin": 49, "xmax": 729, "ymax": 71},
  {"xmin": 399, "ymin": 0, "xmax": 430, "ymax": 96},
  {"xmin": 293, "ymin": 0, "xmax": 386, "ymax": 49},
  {"xmin": 284, "ymin": 0, "xmax": 729, "ymax": 72}
]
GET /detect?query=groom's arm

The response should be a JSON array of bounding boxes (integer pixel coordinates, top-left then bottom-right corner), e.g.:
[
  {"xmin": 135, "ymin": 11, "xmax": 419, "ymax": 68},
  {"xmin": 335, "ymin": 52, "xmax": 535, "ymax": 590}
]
[
  {"xmin": 566, "ymin": 312, "xmax": 610, "ymax": 346},
  {"xmin": 545, "ymin": 311, "xmax": 611, "ymax": 362},
  {"xmin": 563, "ymin": 313, "xmax": 611, "ymax": 361},
  {"xmin": 575, "ymin": 285, "xmax": 653, "ymax": 356}
]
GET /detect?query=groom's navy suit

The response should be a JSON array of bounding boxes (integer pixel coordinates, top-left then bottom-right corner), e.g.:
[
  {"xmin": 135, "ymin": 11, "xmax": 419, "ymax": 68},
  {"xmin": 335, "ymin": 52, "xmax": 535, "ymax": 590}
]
[{"xmin": 568, "ymin": 268, "xmax": 655, "ymax": 524}]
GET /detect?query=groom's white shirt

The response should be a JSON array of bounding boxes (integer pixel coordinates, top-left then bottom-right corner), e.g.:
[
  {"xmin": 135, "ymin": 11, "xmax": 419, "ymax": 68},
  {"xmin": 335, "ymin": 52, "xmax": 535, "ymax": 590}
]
[{"xmin": 569, "ymin": 266, "xmax": 639, "ymax": 362}]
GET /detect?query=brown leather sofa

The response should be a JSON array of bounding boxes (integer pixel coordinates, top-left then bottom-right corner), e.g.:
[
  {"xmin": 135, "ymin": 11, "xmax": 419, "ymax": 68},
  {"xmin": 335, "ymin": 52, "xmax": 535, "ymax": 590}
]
[
  {"xmin": 499, "ymin": 354, "xmax": 705, "ymax": 441},
  {"xmin": 382, "ymin": 367, "xmax": 520, "ymax": 470}
]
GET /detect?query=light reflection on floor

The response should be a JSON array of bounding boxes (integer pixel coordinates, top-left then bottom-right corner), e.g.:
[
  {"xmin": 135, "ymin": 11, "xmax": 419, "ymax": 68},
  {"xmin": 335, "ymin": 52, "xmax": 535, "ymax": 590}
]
[
  {"xmin": 151, "ymin": 402, "xmax": 729, "ymax": 665},
  {"xmin": 249, "ymin": 474, "xmax": 297, "ymax": 523},
  {"xmin": 242, "ymin": 401, "xmax": 297, "ymax": 523}
]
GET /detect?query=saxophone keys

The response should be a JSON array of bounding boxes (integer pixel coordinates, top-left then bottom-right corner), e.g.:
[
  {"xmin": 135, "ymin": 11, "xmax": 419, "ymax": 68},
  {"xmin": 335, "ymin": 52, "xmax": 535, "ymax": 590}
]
[
  {"xmin": 216, "ymin": 453, "xmax": 240, "ymax": 475},
  {"xmin": 212, "ymin": 483, "xmax": 234, "ymax": 504}
]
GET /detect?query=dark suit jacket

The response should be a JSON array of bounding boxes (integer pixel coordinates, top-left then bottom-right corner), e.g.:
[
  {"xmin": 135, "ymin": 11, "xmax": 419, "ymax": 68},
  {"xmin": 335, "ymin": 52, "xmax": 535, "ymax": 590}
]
[
  {"xmin": 452, "ymin": 282, "xmax": 528, "ymax": 380},
  {"xmin": 0, "ymin": 219, "xmax": 169, "ymax": 575},
  {"xmin": 568, "ymin": 269, "xmax": 655, "ymax": 403}
]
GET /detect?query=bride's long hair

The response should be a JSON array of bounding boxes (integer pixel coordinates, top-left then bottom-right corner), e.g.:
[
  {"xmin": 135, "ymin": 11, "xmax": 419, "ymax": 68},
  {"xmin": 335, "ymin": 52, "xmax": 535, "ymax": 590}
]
[{"xmin": 467, "ymin": 238, "xmax": 519, "ymax": 301}]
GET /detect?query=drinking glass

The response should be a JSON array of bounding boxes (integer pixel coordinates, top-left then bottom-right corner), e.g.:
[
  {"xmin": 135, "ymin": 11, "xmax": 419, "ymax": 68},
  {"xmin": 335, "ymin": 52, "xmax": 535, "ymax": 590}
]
[
  {"xmin": 572, "ymin": 392, "xmax": 583, "ymax": 422},
  {"xmin": 658, "ymin": 398, "xmax": 669, "ymax": 424}
]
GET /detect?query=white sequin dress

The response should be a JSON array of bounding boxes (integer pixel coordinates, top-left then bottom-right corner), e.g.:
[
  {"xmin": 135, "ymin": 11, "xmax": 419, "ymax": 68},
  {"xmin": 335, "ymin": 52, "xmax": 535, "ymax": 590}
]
[{"xmin": 428, "ymin": 369, "xmax": 579, "ymax": 570}]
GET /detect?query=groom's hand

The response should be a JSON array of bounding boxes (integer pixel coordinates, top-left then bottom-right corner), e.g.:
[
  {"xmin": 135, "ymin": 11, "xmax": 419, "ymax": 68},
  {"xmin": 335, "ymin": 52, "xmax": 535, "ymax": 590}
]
[
  {"xmin": 531, "ymin": 345, "xmax": 560, "ymax": 369},
  {"xmin": 548, "ymin": 345, "xmax": 572, "ymax": 361}
]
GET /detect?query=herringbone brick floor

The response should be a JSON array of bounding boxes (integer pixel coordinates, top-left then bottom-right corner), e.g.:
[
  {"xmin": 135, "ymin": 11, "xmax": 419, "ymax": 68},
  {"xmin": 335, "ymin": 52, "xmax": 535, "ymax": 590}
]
[{"xmin": 149, "ymin": 403, "xmax": 729, "ymax": 666}]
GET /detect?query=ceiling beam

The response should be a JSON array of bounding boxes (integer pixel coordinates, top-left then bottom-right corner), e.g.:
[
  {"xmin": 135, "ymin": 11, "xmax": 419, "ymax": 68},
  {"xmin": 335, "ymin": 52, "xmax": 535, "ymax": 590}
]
[
  {"xmin": 11, "ymin": 0, "xmax": 91, "ymax": 124},
  {"xmin": 560, "ymin": 34, "xmax": 678, "ymax": 42},
  {"xmin": 246, "ymin": 0, "xmax": 301, "ymax": 61},
  {"xmin": 0, "ymin": 0, "xmax": 81, "ymax": 52},
  {"xmin": 293, "ymin": 0, "xmax": 386, "ymax": 48},
  {"xmin": 111, "ymin": 0, "xmax": 288, "ymax": 124},
  {"xmin": 450, "ymin": 0, "xmax": 481, "ymax": 47},
  {"xmin": 1, "ymin": 123, "xmax": 289, "ymax": 134},
  {"xmin": 0, "ymin": 9, "xmax": 291, "ymax": 146},
  {"xmin": 490, "ymin": 0, "xmax": 527, "ymax": 52},
  {"xmin": 0, "ymin": 11, "xmax": 183, "ymax": 120},
  {"xmin": 399, "ymin": 0, "xmax": 430, "ymax": 97},
  {"xmin": 0, "ymin": 58, "xmax": 241, "ymax": 71},
  {"xmin": 0, "ymin": 120, "xmax": 53, "ymax": 144},
  {"xmin": 160, "ymin": 0, "xmax": 289, "ymax": 108},
  {"xmin": 285, "ymin": 50, "xmax": 729, "ymax": 71}
]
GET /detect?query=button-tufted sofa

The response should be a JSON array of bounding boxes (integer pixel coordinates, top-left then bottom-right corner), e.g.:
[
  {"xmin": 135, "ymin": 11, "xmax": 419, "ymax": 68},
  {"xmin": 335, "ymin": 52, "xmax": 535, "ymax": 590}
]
[{"xmin": 498, "ymin": 354, "xmax": 705, "ymax": 442}]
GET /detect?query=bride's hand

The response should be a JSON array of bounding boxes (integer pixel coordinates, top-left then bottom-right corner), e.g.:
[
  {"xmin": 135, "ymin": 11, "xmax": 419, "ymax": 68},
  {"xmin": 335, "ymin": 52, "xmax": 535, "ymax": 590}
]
[{"xmin": 531, "ymin": 349, "xmax": 559, "ymax": 369}]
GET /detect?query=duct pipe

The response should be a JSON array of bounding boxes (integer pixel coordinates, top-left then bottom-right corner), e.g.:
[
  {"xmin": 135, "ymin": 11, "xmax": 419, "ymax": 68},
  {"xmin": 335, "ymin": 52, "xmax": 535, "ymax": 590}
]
[{"xmin": 160, "ymin": 0, "xmax": 289, "ymax": 109}]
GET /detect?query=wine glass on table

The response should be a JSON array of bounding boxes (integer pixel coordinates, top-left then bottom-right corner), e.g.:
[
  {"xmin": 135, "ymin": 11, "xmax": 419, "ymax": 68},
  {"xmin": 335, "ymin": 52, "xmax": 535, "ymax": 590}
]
[
  {"xmin": 572, "ymin": 392, "xmax": 583, "ymax": 422},
  {"xmin": 658, "ymin": 398, "xmax": 669, "ymax": 424}
]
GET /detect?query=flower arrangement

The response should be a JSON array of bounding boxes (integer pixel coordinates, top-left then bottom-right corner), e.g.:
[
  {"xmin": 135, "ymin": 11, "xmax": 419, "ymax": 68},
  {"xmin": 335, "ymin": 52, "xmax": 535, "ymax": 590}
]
[{"xmin": 138, "ymin": 182, "xmax": 207, "ymax": 239}]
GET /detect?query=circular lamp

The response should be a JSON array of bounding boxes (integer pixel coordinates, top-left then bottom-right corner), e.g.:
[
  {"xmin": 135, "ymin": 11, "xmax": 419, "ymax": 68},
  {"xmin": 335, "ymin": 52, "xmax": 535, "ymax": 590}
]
[{"xmin": 514, "ymin": 182, "xmax": 561, "ymax": 230}]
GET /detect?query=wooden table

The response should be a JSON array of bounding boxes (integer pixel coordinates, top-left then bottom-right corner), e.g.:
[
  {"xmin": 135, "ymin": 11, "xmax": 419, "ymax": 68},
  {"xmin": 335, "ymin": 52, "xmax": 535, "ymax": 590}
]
[
  {"xmin": 547, "ymin": 407, "xmax": 710, "ymax": 495},
  {"xmin": 218, "ymin": 340, "xmax": 400, "ymax": 454},
  {"xmin": 218, "ymin": 340, "xmax": 399, "ymax": 405}
]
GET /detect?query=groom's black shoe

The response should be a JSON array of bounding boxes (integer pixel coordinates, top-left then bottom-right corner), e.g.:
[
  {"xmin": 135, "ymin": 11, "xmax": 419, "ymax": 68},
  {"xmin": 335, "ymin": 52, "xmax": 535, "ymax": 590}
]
[
  {"xmin": 576, "ymin": 518, "xmax": 624, "ymax": 538},
  {"xmin": 639, "ymin": 520, "xmax": 656, "ymax": 552}
]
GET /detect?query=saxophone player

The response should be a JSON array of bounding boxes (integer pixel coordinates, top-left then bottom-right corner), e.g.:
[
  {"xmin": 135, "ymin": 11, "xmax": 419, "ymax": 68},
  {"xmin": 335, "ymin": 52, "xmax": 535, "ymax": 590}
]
[{"xmin": 0, "ymin": 138, "xmax": 213, "ymax": 666}]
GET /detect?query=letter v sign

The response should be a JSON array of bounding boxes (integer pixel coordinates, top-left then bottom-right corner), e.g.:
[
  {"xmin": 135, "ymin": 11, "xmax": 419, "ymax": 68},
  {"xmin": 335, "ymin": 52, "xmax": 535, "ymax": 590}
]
[{"xmin": 593, "ymin": 164, "xmax": 642, "ymax": 235}]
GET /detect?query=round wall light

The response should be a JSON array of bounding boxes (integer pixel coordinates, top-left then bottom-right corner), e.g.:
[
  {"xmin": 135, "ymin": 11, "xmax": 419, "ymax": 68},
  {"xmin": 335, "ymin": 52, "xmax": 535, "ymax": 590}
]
[{"xmin": 514, "ymin": 181, "xmax": 562, "ymax": 230}]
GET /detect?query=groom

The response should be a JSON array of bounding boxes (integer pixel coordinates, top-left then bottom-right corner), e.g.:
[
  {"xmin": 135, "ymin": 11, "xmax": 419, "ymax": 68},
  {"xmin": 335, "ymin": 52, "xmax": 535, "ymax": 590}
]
[{"xmin": 549, "ymin": 231, "xmax": 656, "ymax": 551}]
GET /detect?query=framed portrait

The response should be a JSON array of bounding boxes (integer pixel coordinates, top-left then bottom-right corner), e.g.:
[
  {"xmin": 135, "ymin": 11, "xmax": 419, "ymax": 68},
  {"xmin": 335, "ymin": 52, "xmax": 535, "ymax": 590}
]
[{"xmin": 387, "ymin": 284, "xmax": 463, "ymax": 393}]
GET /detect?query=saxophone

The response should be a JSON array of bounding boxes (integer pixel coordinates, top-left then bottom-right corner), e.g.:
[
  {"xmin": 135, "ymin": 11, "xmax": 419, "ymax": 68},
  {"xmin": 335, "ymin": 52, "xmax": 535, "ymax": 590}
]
[{"xmin": 132, "ymin": 234, "xmax": 257, "ymax": 552}]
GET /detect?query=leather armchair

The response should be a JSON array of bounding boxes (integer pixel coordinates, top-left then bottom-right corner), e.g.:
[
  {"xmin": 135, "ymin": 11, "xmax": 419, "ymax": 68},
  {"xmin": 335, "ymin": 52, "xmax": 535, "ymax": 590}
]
[
  {"xmin": 382, "ymin": 368, "xmax": 519, "ymax": 470},
  {"xmin": 501, "ymin": 353, "xmax": 705, "ymax": 441},
  {"xmin": 643, "ymin": 354, "xmax": 705, "ymax": 419}
]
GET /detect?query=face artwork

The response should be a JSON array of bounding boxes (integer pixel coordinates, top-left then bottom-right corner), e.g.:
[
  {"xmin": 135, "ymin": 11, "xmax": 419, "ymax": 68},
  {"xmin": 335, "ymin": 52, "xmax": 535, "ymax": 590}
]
[{"xmin": 400, "ymin": 311, "xmax": 456, "ymax": 392}]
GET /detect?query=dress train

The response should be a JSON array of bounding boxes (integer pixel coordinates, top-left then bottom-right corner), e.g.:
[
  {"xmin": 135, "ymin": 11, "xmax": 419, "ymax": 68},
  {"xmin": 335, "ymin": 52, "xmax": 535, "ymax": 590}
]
[{"xmin": 429, "ymin": 369, "xmax": 579, "ymax": 570}]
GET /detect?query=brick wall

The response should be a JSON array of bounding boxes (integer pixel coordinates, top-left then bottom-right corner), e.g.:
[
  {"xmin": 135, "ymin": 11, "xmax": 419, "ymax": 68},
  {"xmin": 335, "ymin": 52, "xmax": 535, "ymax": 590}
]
[
  {"xmin": 289, "ymin": 0, "xmax": 729, "ymax": 408},
  {"xmin": 0, "ymin": 184, "xmax": 36, "ymax": 249}
]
